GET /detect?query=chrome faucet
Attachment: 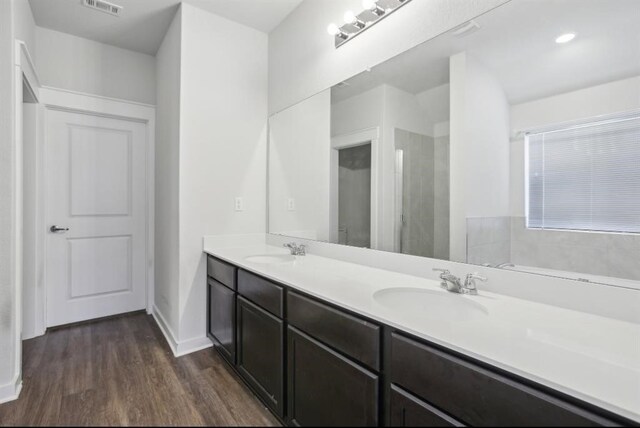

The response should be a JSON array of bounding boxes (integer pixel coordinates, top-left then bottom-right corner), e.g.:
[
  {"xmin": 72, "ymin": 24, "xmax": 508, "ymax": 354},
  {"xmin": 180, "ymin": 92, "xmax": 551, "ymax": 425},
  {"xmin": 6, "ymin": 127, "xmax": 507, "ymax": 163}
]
[
  {"xmin": 433, "ymin": 269, "xmax": 487, "ymax": 295},
  {"xmin": 283, "ymin": 242, "xmax": 306, "ymax": 256},
  {"xmin": 495, "ymin": 262, "xmax": 515, "ymax": 269},
  {"xmin": 482, "ymin": 262, "xmax": 515, "ymax": 269}
]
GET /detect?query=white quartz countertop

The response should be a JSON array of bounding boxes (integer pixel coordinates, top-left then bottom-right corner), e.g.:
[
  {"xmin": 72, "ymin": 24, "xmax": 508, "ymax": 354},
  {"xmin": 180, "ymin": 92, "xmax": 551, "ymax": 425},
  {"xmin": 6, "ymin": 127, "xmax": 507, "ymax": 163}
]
[{"xmin": 203, "ymin": 243, "xmax": 640, "ymax": 423}]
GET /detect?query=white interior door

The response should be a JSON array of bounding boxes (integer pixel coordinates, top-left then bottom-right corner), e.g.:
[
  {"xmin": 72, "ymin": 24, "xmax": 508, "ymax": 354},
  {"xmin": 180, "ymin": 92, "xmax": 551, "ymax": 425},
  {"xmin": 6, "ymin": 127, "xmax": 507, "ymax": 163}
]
[{"xmin": 45, "ymin": 109, "xmax": 147, "ymax": 327}]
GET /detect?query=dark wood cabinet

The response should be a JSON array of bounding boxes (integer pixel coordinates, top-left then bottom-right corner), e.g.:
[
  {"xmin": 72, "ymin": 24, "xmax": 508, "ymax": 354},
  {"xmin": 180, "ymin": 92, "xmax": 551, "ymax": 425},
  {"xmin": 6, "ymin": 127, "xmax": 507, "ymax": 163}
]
[
  {"xmin": 236, "ymin": 296, "xmax": 284, "ymax": 417},
  {"xmin": 207, "ymin": 256, "xmax": 236, "ymax": 290},
  {"xmin": 238, "ymin": 270, "xmax": 284, "ymax": 317},
  {"xmin": 390, "ymin": 384, "xmax": 464, "ymax": 427},
  {"xmin": 207, "ymin": 278, "xmax": 236, "ymax": 364},
  {"xmin": 205, "ymin": 254, "xmax": 633, "ymax": 427},
  {"xmin": 390, "ymin": 332, "xmax": 617, "ymax": 427},
  {"xmin": 287, "ymin": 291, "xmax": 380, "ymax": 371},
  {"xmin": 287, "ymin": 326, "xmax": 379, "ymax": 427}
]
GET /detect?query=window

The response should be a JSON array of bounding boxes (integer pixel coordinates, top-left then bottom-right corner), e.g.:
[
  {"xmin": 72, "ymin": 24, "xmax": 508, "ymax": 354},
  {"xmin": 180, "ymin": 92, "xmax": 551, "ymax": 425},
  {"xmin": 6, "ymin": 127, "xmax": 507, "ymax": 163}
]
[{"xmin": 526, "ymin": 111, "xmax": 640, "ymax": 234}]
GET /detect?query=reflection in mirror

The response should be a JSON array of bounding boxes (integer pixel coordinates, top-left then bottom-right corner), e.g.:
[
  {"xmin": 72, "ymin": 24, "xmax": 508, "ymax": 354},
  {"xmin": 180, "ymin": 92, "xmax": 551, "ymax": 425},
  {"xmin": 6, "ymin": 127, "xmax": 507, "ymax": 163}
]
[{"xmin": 268, "ymin": 0, "xmax": 640, "ymax": 288}]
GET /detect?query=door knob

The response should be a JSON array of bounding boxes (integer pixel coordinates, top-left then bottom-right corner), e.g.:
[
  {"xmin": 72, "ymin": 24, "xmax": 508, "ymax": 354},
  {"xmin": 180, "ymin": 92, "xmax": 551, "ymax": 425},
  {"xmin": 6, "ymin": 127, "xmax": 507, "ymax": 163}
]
[{"xmin": 50, "ymin": 225, "xmax": 69, "ymax": 233}]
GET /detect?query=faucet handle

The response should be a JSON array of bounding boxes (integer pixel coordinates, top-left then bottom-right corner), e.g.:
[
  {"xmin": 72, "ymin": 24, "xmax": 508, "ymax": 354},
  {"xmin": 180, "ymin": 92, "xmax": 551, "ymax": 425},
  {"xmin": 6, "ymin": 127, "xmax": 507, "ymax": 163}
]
[
  {"xmin": 433, "ymin": 268, "xmax": 451, "ymax": 289},
  {"xmin": 466, "ymin": 272, "xmax": 487, "ymax": 282},
  {"xmin": 464, "ymin": 273, "xmax": 487, "ymax": 295}
]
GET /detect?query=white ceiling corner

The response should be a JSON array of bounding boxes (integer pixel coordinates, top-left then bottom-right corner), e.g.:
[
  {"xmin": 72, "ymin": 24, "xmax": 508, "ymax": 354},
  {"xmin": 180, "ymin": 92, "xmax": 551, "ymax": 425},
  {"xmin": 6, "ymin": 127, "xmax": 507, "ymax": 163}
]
[{"xmin": 28, "ymin": 0, "xmax": 302, "ymax": 55}]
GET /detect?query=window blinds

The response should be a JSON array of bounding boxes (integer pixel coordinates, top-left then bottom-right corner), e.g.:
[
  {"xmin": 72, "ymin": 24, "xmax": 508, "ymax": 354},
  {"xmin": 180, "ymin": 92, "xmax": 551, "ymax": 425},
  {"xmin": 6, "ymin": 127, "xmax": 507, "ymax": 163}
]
[{"xmin": 527, "ymin": 112, "xmax": 640, "ymax": 234}]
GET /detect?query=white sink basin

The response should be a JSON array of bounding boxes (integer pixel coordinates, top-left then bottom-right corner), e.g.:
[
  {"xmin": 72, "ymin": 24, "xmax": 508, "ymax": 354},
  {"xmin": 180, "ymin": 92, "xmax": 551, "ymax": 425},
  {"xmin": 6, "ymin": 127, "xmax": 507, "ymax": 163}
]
[
  {"xmin": 373, "ymin": 287, "xmax": 488, "ymax": 322},
  {"xmin": 244, "ymin": 254, "xmax": 296, "ymax": 264}
]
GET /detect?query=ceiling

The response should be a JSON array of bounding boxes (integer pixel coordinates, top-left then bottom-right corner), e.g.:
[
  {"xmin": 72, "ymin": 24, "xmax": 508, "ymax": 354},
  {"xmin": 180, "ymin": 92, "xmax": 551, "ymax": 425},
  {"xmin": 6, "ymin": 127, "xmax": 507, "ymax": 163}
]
[
  {"xmin": 28, "ymin": 0, "xmax": 302, "ymax": 56},
  {"xmin": 333, "ymin": 0, "xmax": 640, "ymax": 106},
  {"xmin": 184, "ymin": 0, "xmax": 302, "ymax": 33}
]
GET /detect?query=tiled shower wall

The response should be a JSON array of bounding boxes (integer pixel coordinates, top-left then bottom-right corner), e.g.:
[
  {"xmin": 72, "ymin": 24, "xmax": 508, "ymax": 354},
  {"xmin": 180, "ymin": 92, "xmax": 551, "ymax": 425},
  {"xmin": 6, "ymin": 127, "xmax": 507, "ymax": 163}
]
[
  {"xmin": 510, "ymin": 217, "xmax": 640, "ymax": 281},
  {"xmin": 466, "ymin": 217, "xmax": 511, "ymax": 266},
  {"xmin": 466, "ymin": 217, "xmax": 640, "ymax": 281}
]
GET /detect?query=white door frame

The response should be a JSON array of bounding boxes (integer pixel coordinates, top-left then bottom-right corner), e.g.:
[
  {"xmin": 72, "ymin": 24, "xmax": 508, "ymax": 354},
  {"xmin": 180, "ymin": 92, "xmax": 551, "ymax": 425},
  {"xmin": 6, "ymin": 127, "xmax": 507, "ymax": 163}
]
[
  {"xmin": 39, "ymin": 87, "xmax": 156, "ymax": 328},
  {"xmin": 330, "ymin": 127, "xmax": 380, "ymax": 249},
  {"xmin": 15, "ymin": 40, "xmax": 43, "ymax": 342},
  {"xmin": 8, "ymin": 39, "xmax": 42, "ymax": 403}
]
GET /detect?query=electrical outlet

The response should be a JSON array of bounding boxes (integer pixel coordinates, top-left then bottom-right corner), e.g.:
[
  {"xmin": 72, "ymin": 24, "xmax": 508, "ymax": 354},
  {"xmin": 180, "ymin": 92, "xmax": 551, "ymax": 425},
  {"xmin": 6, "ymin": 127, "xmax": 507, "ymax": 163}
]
[
  {"xmin": 287, "ymin": 198, "xmax": 296, "ymax": 211},
  {"xmin": 235, "ymin": 197, "xmax": 244, "ymax": 212}
]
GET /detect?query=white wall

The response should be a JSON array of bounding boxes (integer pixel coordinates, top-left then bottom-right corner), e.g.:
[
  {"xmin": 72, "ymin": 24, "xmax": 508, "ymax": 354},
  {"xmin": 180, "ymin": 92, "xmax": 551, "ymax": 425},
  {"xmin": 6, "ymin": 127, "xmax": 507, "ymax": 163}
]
[
  {"xmin": 331, "ymin": 86, "xmax": 385, "ymax": 137},
  {"xmin": 178, "ymin": 3, "xmax": 268, "ymax": 342},
  {"xmin": 450, "ymin": 52, "xmax": 510, "ymax": 262},
  {"xmin": 509, "ymin": 76, "xmax": 640, "ymax": 217},
  {"xmin": 270, "ymin": 90, "xmax": 331, "ymax": 240},
  {"xmin": 417, "ymin": 84, "xmax": 451, "ymax": 126},
  {"xmin": 269, "ymin": 0, "xmax": 509, "ymax": 114},
  {"xmin": 35, "ymin": 27, "xmax": 156, "ymax": 105},
  {"xmin": 154, "ymin": 7, "xmax": 182, "ymax": 337},
  {"xmin": 381, "ymin": 85, "xmax": 432, "ymax": 251},
  {"xmin": 14, "ymin": 0, "xmax": 36, "ymax": 58},
  {"xmin": 0, "ymin": 0, "xmax": 17, "ymax": 400}
]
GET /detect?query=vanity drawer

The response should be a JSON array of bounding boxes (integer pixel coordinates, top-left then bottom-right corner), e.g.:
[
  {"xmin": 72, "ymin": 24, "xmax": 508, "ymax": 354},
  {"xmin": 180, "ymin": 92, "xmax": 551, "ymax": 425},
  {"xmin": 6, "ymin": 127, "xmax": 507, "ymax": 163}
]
[
  {"xmin": 237, "ymin": 270, "xmax": 284, "ymax": 318},
  {"xmin": 207, "ymin": 256, "xmax": 236, "ymax": 290},
  {"xmin": 390, "ymin": 333, "xmax": 614, "ymax": 427},
  {"xmin": 287, "ymin": 291, "xmax": 380, "ymax": 371},
  {"xmin": 390, "ymin": 384, "xmax": 464, "ymax": 427}
]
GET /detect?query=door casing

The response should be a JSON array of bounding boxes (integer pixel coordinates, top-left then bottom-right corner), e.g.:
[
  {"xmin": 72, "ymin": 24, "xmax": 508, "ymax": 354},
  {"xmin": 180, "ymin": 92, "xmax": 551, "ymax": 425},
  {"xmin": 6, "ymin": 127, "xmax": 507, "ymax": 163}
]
[
  {"xmin": 38, "ymin": 87, "xmax": 156, "ymax": 330},
  {"xmin": 330, "ymin": 127, "xmax": 380, "ymax": 249}
]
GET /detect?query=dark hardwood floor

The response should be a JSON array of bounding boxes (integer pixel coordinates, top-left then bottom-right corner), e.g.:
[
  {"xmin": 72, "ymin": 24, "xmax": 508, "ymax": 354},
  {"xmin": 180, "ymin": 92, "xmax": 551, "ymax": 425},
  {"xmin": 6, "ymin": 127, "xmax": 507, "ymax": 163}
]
[{"xmin": 0, "ymin": 312, "xmax": 280, "ymax": 426}]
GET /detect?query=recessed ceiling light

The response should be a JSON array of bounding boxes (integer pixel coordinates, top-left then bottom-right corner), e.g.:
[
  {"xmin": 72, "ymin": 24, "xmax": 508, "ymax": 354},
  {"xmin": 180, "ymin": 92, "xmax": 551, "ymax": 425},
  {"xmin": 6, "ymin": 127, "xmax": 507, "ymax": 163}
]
[{"xmin": 555, "ymin": 33, "xmax": 576, "ymax": 44}]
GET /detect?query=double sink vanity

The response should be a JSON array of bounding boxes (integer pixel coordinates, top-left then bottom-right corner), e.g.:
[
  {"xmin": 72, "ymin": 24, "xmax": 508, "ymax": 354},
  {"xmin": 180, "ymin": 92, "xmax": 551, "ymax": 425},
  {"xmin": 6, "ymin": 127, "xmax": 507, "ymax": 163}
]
[
  {"xmin": 200, "ymin": 0, "xmax": 640, "ymax": 425},
  {"xmin": 203, "ymin": 240, "xmax": 639, "ymax": 427}
]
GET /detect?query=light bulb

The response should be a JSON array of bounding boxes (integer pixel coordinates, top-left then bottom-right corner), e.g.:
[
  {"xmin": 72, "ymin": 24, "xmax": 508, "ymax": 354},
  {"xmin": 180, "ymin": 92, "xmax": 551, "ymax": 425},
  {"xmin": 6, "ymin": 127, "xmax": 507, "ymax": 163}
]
[
  {"xmin": 344, "ymin": 10, "xmax": 357, "ymax": 24},
  {"xmin": 362, "ymin": 0, "xmax": 377, "ymax": 11},
  {"xmin": 555, "ymin": 33, "xmax": 576, "ymax": 44},
  {"xmin": 327, "ymin": 23, "xmax": 340, "ymax": 36}
]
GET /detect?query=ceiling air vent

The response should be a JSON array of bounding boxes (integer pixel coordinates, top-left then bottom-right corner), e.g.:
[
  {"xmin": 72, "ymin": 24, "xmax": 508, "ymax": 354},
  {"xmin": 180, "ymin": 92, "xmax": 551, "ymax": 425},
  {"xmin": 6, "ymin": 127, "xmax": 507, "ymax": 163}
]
[{"xmin": 82, "ymin": 0, "xmax": 123, "ymax": 17}]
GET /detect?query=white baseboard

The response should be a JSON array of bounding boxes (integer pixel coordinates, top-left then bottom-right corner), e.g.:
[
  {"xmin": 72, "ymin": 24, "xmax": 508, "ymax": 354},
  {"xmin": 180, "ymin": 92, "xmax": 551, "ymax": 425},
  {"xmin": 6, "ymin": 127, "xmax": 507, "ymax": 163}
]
[
  {"xmin": 0, "ymin": 374, "xmax": 22, "ymax": 404},
  {"xmin": 151, "ymin": 306, "xmax": 212, "ymax": 358},
  {"xmin": 174, "ymin": 336, "xmax": 213, "ymax": 357},
  {"xmin": 22, "ymin": 327, "xmax": 46, "ymax": 341}
]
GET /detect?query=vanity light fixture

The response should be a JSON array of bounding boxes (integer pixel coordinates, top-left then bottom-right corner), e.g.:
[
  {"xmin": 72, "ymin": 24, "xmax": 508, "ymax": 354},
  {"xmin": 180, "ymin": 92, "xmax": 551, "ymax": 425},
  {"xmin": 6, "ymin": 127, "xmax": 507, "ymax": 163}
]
[
  {"xmin": 555, "ymin": 33, "xmax": 576, "ymax": 44},
  {"xmin": 363, "ymin": 0, "xmax": 386, "ymax": 16},
  {"xmin": 327, "ymin": 23, "xmax": 348, "ymax": 40},
  {"xmin": 344, "ymin": 10, "xmax": 366, "ymax": 29},
  {"xmin": 328, "ymin": 0, "xmax": 413, "ymax": 48}
]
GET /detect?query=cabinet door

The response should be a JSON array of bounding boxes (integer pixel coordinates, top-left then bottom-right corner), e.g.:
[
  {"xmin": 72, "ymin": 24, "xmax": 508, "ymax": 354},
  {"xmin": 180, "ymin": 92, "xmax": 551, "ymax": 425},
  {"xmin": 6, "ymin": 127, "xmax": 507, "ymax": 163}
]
[
  {"xmin": 390, "ymin": 385, "xmax": 464, "ymax": 427},
  {"xmin": 237, "ymin": 297, "xmax": 284, "ymax": 417},
  {"xmin": 287, "ymin": 326, "xmax": 378, "ymax": 427},
  {"xmin": 208, "ymin": 279, "xmax": 236, "ymax": 364}
]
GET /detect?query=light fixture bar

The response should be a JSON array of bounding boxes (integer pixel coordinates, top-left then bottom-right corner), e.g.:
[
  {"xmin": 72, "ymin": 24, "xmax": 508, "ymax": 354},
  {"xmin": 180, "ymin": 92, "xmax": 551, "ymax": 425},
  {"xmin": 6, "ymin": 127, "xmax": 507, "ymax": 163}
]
[{"xmin": 328, "ymin": 0, "xmax": 413, "ymax": 48}]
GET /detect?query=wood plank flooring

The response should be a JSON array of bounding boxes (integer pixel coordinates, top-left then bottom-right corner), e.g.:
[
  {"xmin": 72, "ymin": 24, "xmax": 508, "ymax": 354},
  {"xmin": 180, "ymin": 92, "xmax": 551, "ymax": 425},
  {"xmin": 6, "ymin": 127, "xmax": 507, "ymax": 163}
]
[{"xmin": 0, "ymin": 312, "xmax": 280, "ymax": 426}]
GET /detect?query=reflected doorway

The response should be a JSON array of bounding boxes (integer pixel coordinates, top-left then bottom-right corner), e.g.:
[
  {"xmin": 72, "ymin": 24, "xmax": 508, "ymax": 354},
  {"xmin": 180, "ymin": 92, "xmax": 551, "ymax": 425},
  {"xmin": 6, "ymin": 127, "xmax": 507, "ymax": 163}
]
[{"xmin": 338, "ymin": 144, "xmax": 372, "ymax": 247}]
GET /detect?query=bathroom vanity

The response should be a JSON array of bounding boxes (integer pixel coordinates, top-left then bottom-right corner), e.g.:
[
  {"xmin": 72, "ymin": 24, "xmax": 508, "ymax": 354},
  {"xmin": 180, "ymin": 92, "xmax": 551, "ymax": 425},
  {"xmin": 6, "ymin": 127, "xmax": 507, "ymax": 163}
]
[
  {"xmin": 203, "ymin": 244, "xmax": 639, "ymax": 427},
  {"xmin": 203, "ymin": 1, "xmax": 640, "ymax": 425}
]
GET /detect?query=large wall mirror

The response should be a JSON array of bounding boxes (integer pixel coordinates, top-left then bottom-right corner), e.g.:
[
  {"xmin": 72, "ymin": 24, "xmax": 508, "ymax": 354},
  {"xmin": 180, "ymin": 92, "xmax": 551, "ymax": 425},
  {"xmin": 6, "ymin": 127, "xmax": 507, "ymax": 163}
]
[{"xmin": 268, "ymin": 0, "xmax": 640, "ymax": 288}]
